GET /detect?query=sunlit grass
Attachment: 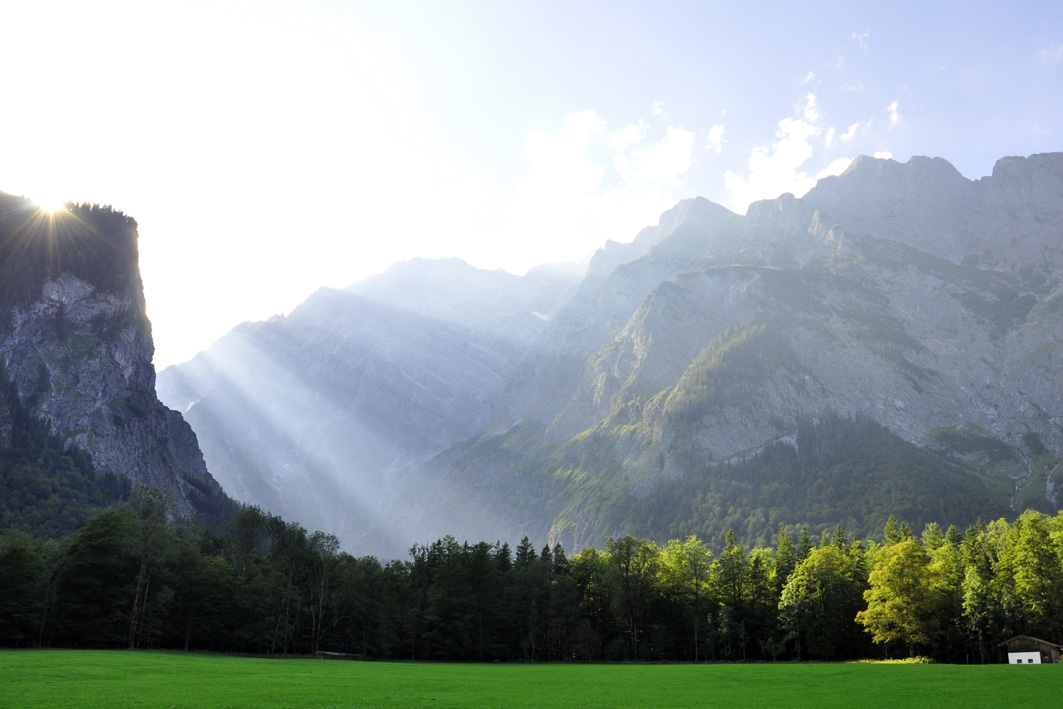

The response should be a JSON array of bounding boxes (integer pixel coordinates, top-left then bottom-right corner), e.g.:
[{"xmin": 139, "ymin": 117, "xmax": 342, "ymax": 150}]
[{"xmin": 1, "ymin": 650, "xmax": 1061, "ymax": 708}]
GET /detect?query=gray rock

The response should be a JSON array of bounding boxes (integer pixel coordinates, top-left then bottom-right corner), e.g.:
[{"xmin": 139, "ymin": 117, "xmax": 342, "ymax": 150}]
[{"xmin": 0, "ymin": 197, "xmax": 226, "ymax": 519}]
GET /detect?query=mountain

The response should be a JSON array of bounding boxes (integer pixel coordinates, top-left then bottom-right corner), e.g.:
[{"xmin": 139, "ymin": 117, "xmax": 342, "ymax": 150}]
[
  {"xmin": 159, "ymin": 153, "xmax": 1063, "ymax": 556},
  {"xmin": 0, "ymin": 193, "xmax": 234, "ymax": 533},
  {"xmin": 156, "ymin": 258, "xmax": 582, "ymax": 549}
]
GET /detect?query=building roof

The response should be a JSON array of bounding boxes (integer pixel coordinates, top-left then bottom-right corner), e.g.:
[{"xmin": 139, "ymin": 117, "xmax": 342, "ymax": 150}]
[{"xmin": 999, "ymin": 635, "xmax": 1063, "ymax": 650}]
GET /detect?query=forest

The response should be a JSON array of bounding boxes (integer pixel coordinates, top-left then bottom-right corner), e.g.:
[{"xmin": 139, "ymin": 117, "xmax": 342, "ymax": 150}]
[
  {"xmin": 2, "ymin": 488, "xmax": 1061, "ymax": 664},
  {"xmin": 623, "ymin": 413, "xmax": 1016, "ymax": 549}
]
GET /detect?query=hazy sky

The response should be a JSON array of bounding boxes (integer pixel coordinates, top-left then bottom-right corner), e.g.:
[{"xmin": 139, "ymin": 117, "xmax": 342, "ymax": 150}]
[{"xmin": 2, "ymin": 0, "xmax": 1061, "ymax": 368}]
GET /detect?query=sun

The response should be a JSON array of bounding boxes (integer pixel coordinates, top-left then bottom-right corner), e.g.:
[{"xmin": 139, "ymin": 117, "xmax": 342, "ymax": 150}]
[{"xmin": 31, "ymin": 192, "xmax": 69, "ymax": 214}]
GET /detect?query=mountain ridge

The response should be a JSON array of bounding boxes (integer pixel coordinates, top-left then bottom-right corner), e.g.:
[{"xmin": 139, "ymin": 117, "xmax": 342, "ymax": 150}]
[{"xmin": 158, "ymin": 152, "xmax": 1063, "ymax": 556}]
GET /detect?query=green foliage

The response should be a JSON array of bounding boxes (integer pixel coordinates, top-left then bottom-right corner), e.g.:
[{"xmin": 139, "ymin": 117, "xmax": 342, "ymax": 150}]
[
  {"xmin": 0, "ymin": 365, "xmax": 130, "ymax": 537},
  {"xmin": 4, "ymin": 500, "xmax": 1063, "ymax": 664},
  {"xmin": 0, "ymin": 531, "xmax": 48, "ymax": 646},
  {"xmin": 54, "ymin": 507, "xmax": 139, "ymax": 648},
  {"xmin": 856, "ymin": 540, "xmax": 946, "ymax": 653},
  {"xmin": 604, "ymin": 536, "xmax": 660, "ymax": 658},
  {"xmin": 959, "ymin": 289, "xmax": 1038, "ymax": 335},
  {"xmin": 929, "ymin": 425, "xmax": 1020, "ymax": 463},
  {"xmin": 779, "ymin": 544, "xmax": 869, "ymax": 660},
  {"xmin": 657, "ymin": 536, "xmax": 713, "ymax": 660},
  {"xmin": 998, "ymin": 510, "xmax": 1063, "ymax": 639},
  {"xmin": 663, "ymin": 324, "xmax": 800, "ymax": 437},
  {"xmin": 624, "ymin": 413, "xmax": 1012, "ymax": 550},
  {"xmin": 1022, "ymin": 431, "xmax": 1046, "ymax": 456}
]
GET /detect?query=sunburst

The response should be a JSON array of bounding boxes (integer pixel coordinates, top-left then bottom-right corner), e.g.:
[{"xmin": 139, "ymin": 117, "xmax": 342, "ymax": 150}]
[{"xmin": 31, "ymin": 192, "xmax": 69, "ymax": 214}]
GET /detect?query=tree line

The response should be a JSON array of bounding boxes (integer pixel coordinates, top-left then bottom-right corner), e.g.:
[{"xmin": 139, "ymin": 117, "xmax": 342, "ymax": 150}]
[{"xmin": 1, "ymin": 489, "xmax": 1061, "ymax": 663}]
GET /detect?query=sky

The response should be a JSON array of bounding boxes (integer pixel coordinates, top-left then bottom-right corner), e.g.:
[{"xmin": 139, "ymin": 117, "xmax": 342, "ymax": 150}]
[{"xmin": 1, "ymin": 0, "xmax": 1061, "ymax": 369}]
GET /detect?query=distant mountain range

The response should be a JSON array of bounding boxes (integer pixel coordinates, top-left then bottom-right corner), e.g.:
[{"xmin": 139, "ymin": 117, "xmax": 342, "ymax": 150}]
[{"xmin": 157, "ymin": 152, "xmax": 1063, "ymax": 556}]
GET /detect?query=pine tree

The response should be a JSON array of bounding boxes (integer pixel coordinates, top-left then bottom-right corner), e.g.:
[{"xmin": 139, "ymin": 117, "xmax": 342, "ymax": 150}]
[
  {"xmin": 831, "ymin": 524, "xmax": 848, "ymax": 549},
  {"xmin": 883, "ymin": 515, "xmax": 901, "ymax": 545},
  {"xmin": 797, "ymin": 526, "xmax": 813, "ymax": 562},
  {"xmin": 514, "ymin": 536, "xmax": 537, "ymax": 568},
  {"xmin": 774, "ymin": 527, "xmax": 796, "ymax": 590}
]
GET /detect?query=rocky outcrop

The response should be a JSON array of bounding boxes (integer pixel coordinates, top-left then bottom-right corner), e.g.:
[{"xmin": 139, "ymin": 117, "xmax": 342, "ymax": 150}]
[{"xmin": 0, "ymin": 194, "xmax": 229, "ymax": 520}]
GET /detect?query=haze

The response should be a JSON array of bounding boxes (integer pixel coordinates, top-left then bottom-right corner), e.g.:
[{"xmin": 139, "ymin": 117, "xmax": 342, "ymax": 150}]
[{"xmin": 1, "ymin": 0, "xmax": 1060, "ymax": 368}]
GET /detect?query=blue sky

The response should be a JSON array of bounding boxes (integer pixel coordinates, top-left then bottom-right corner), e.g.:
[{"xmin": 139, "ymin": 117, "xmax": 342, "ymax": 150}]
[{"xmin": 1, "ymin": 0, "xmax": 1060, "ymax": 367}]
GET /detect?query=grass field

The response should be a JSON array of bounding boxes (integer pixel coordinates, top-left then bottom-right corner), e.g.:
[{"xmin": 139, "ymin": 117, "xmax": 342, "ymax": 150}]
[{"xmin": 2, "ymin": 650, "xmax": 1061, "ymax": 708}]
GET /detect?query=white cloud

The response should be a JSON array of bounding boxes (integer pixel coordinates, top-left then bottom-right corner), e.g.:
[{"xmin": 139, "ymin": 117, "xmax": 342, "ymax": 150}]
[
  {"xmin": 567, "ymin": 108, "xmax": 609, "ymax": 139},
  {"xmin": 706, "ymin": 124, "xmax": 726, "ymax": 153},
  {"xmin": 519, "ymin": 109, "xmax": 608, "ymax": 203},
  {"xmin": 724, "ymin": 111, "xmax": 821, "ymax": 213},
  {"xmin": 840, "ymin": 119, "xmax": 870, "ymax": 143},
  {"xmin": 651, "ymin": 101, "xmax": 664, "ymax": 115},
  {"xmin": 887, "ymin": 100, "xmax": 902, "ymax": 128},
  {"xmin": 840, "ymin": 79, "xmax": 864, "ymax": 92},
  {"xmin": 816, "ymin": 157, "xmax": 852, "ymax": 180},
  {"xmin": 615, "ymin": 126, "xmax": 695, "ymax": 187},
  {"xmin": 1040, "ymin": 45, "xmax": 1063, "ymax": 62},
  {"xmin": 609, "ymin": 122, "xmax": 647, "ymax": 153},
  {"xmin": 799, "ymin": 71, "xmax": 816, "ymax": 86},
  {"xmin": 873, "ymin": 150, "xmax": 893, "ymax": 160},
  {"xmin": 497, "ymin": 109, "xmax": 699, "ymax": 270},
  {"xmin": 852, "ymin": 31, "xmax": 869, "ymax": 51},
  {"xmin": 801, "ymin": 93, "xmax": 819, "ymax": 122},
  {"xmin": 825, "ymin": 126, "xmax": 835, "ymax": 148}
]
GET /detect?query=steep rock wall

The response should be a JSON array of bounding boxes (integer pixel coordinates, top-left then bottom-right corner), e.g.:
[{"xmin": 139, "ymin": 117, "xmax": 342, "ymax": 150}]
[{"xmin": 0, "ymin": 194, "xmax": 228, "ymax": 520}]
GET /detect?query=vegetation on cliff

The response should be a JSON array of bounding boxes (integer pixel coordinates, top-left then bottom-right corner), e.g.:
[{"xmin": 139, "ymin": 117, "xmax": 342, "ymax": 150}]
[{"xmin": 0, "ymin": 363, "xmax": 130, "ymax": 537}]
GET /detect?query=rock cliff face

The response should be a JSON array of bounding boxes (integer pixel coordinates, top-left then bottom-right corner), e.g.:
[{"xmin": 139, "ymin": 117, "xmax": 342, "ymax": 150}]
[
  {"xmin": 161, "ymin": 153, "xmax": 1063, "ymax": 557},
  {"xmin": 0, "ymin": 193, "xmax": 229, "ymax": 522}
]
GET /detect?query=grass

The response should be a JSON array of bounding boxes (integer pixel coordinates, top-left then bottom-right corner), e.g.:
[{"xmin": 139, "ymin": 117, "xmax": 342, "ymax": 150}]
[{"xmin": 2, "ymin": 650, "xmax": 1062, "ymax": 708}]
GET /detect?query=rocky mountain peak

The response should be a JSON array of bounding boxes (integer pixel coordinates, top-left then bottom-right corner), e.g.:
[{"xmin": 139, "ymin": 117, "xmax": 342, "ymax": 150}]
[{"xmin": 990, "ymin": 151, "xmax": 1063, "ymax": 182}]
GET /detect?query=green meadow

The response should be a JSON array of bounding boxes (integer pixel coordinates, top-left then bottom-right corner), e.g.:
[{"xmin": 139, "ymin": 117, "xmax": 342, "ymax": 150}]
[{"xmin": 1, "ymin": 650, "xmax": 1060, "ymax": 708}]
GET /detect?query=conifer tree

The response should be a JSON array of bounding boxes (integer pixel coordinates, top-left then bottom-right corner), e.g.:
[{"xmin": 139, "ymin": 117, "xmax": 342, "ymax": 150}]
[{"xmin": 774, "ymin": 527, "xmax": 796, "ymax": 591}]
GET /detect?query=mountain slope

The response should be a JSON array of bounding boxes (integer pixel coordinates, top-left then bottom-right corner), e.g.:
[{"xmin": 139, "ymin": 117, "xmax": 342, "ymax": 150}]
[
  {"xmin": 162, "ymin": 153, "xmax": 1063, "ymax": 556},
  {"xmin": 157, "ymin": 258, "xmax": 583, "ymax": 550},
  {"xmin": 402, "ymin": 153, "xmax": 1063, "ymax": 553}
]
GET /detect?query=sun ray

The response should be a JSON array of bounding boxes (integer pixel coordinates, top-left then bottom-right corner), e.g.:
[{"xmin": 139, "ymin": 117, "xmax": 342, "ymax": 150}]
[{"xmin": 30, "ymin": 192, "xmax": 70, "ymax": 215}]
